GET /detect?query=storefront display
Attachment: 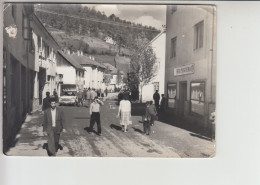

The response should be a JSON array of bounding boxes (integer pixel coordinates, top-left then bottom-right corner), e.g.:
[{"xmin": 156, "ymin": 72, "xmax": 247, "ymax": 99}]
[
  {"xmin": 190, "ymin": 82, "xmax": 205, "ymax": 115},
  {"xmin": 167, "ymin": 83, "xmax": 177, "ymax": 108}
]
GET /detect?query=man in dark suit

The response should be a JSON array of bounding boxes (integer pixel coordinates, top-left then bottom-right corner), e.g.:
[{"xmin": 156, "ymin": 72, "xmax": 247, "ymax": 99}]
[
  {"xmin": 43, "ymin": 97, "xmax": 64, "ymax": 156},
  {"xmin": 153, "ymin": 90, "xmax": 160, "ymax": 111},
  {"xmin": 42, "ymin": 91, "xmax": 51, "ymax": 111}
]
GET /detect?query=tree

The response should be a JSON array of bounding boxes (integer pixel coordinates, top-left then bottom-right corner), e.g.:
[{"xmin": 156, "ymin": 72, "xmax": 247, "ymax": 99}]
[
  {"xmin": 130, "ymin": 40, "xmax": 158, "ymax": 103},
  {"xmin": 116, "ymin": 69, "xmax": 123, "ymax": 87}
]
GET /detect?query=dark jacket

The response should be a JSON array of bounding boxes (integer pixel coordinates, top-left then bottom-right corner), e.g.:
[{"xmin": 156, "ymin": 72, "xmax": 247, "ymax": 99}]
[
  {"xmin": 42, "ymin": 97, "xmax": 51, "ymax": 111},
  {"xmin": 153, "ymin": 92, "xmax": 160, "ymax": 102},
  {"xmin": 43, "ymin": 108, "xmax": 64, "ymax": 133},
  {"xmin": 148, "ymin": 104, "xmax": 157, "ymax": 116}
]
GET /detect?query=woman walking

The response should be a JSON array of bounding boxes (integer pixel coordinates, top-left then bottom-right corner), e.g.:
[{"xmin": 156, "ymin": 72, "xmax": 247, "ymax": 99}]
[{"xmin": 117, "ymin": 94, "xmax": 132, "ymax": 132}]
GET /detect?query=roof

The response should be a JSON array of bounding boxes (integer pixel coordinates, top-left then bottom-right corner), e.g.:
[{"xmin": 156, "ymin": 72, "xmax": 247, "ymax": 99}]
[
  {"xmin": 146, "ymin": 31, "xmax": 166, "ymax": 47},
  {"xmin": 32, "ymin": 14, "xmax": 60, "ymax": 49},
  {"xmin": 70, "ymin": 54, "xmax": 106, "ymax": 69},
  {"xmin": 58, "ymin": 51, "xmax": 85, "ymax": 71},
  {"xmin": 103, "ymin": 63, "xmax": 124, "ymax": 75}
]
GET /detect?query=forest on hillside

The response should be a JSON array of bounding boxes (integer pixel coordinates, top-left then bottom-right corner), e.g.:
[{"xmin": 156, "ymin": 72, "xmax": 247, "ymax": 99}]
[{"xmin": 34, "ymin": 4, "xmax": 160, "ymax": 50}]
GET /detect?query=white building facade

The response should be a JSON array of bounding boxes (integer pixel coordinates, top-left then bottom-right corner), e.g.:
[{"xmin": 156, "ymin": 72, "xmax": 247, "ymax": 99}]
[{"xmin": 141, "ymin": 31, "xmax": 166, "ymax": 102}]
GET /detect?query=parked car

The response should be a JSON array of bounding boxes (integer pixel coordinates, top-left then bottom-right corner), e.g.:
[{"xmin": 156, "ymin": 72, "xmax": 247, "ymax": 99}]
[{"xmin": 59, "ymin": 84, "xmax": 77, "ymax": 106}]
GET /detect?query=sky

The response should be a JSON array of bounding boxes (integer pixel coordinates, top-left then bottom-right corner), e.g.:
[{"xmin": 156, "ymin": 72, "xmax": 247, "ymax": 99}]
[{"xmin": 83, "ymin": 4, "xmax": 166, "ymax": 31}]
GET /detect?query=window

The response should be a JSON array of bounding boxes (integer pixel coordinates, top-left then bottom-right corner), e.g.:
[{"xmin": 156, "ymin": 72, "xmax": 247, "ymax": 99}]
[
  {"xmin": 153, "ymin": 82, "xmax": 159, "ymax": 92},
  {"xmin": 190, "ymin": 82, "xmax": 205, "ymax": 115},
  {"xmin": 194, "ymin": 21, "xmax": 204, "ymax": 50},
  {"xmin": 38, "ymin": 36, "xmax": 41, "ymax": 52},
  {"xmin": 171, "ymin": 37, "xmax": 177, "ymax": 58},
  {"xmin": 45, "ymin": 45, "xmax": 50, "ymax": 59},
  {"xmin": 167, "ymin": 83, "xmax": 177, "ymax": 109},
  {"xmin": 22, "ymin": 13, "xmax": 31, "ymax": 40}
]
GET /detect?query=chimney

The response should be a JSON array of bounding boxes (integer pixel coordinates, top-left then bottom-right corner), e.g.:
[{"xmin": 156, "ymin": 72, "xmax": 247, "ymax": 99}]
[
  {"xmin": 77, "ymin": 50, "xmax": 80, "ymax": 56},
  {"xmin": 67, "ymin": 50, "xmax": 70, "ymax": 55},
  {"xmin": 80, "ymin": 51, "xmax": 83, "ymax": 56}
]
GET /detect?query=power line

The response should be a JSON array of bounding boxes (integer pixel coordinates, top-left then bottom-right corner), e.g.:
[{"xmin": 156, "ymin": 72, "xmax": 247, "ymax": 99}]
[{"xmin": 34, "ymin": 8, "xmax": 160, "ymax": 32}]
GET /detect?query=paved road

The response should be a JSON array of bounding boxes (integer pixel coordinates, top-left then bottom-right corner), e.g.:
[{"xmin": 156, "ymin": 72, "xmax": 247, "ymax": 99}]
[{"xmin": 6, "ymin": 98, "xmax": 215, "ymax": 158}]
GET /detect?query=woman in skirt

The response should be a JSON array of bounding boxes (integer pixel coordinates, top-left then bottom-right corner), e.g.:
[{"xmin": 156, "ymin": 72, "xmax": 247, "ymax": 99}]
[{"xmin": 117, "ymin": 94, "xmax": 132, "ymax": 132}]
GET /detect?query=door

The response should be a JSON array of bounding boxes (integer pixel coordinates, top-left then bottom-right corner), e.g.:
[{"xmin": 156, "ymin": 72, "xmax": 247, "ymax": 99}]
[{"xmin": 179, "ymin": 82, "xmax": 187, "ymax": 116}]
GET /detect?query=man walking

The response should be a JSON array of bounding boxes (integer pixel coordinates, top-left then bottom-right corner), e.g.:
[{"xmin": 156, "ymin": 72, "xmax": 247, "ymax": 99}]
[
  {"xmin": 88, "ymin": 97, "xmax": 104, "ymax": 136},
  {"xmin": 42, "ymin": 91, "xmax": 51, "ymax": 111},
  {"xmin": 77, "ymin": 89, "xmax": 84, "ymax": 106},
  {"xmin": 83, "ymin": 88, "xmax": 87, "ymax": 101},
  {"xmin": 53, "ymin": 89, "xmax": 59, "ymax": 103},
  {"xmin": 43, "ymin": 98, "xmax": 64, "ymax": 156},
  {"xmin": 148, "ymin": 101, "xmax": 157, "ymax": 126},
  {"xmin": 86, "ymin": 88, "xmax": 91, "ymax": 106},
  {"xmin": 90, "ymin": 89, "xmax": 97, "ymax": 102},
  {"xmin": 160, "ymin": 94, "xmax": 166, "ymax": 113},
  {"xmin": 153, "ymin": 90, "xmax": 160, "ymax": 111}
]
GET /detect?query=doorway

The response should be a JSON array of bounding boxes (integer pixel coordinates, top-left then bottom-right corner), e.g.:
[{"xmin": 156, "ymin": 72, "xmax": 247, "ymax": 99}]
[{"xmin": 179, "ymin": 81, "xmax": 187, "ymax": 116}]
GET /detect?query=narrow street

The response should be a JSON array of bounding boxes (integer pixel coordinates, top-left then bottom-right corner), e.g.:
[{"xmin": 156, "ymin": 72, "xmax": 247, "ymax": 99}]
[{"xmin": 6, "ymin": 95, "xmax": 215, "ymax": 158}]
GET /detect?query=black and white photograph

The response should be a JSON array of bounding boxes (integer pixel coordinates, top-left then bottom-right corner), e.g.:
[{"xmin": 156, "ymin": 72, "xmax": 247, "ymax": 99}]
[{"xmin": 2, "ymin": 3, "xmax": 216, "ymax": 157}]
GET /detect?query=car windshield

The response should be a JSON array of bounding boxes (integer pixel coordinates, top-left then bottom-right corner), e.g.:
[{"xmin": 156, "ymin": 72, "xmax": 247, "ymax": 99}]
[{"xmin": 61, "ymin": 91, "xmax": 76, "ymax": 96}]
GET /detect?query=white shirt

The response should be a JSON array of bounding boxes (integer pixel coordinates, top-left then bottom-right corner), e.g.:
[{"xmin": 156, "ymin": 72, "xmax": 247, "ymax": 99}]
[
  {"xmin": 90, "ymin": 100, "xmax": 104, "ymax": 115},
  {"xmin": 51, "ymin": 108, "xmax": 56, "ymax": 127}
]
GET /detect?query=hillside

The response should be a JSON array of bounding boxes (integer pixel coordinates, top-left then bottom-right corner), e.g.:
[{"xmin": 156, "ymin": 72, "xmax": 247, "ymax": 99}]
[
  {"xmin": 47, "ymin": 26, "xmax": 131, "ymax": 56},
  {"xmin": 35, "ymin": 4, "xmax": 160, "ymax": 50}
]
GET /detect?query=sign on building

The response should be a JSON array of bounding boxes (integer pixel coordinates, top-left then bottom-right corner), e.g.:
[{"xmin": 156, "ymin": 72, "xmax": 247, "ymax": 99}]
[{"xmin": 174, "ymin": 64, "xmax": 195, "ymax": 76}]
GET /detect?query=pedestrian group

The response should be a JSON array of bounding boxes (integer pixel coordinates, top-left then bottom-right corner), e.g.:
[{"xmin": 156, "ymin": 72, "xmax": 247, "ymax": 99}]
[{"xmin": 41, "ymin": 88, "xmax": 167, "ymax": 156}]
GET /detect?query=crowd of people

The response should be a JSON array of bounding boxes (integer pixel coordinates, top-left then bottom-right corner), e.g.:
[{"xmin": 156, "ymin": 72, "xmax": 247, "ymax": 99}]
[
  {"xmin": 41, "ymin": 87, "xmax": 169, "ymax": 156},
  {"xmin": 76, "ymin": 88, "xmax": 108, "ymax": 107}
]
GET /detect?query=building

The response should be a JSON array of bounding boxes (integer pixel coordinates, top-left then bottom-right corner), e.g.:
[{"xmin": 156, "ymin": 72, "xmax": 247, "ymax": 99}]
[
  {"xmin": 30, "ymin": 14, "xmax": 60, "ymax": 109},
  {"xmin": 104, "ymin": 36, "xmax": 116, "ymax": 45},
  {"xmin": 164, "ymin": 5, "xmax": 216, "ymax": 128},
  {"xmin": 57, "ymin": 51, "xmax": 85, "ymax": 92},
  {"xmin": 70, "ymin": 53, "xmax": 106, "ymax": 90},
  {"xmin": 141, "ymin": 31, "xmax": 166, "ymax": 102},
  {"xmin": 3, "ymin": 4, "xmax": 35, "ymax": 152},
  {"xmin": 103, "ymin": 63, "xmax": 125, "ymax": 91},
  {"xmin": 56, "ymin": 50, "xmax": 85, "ymax": 94}
]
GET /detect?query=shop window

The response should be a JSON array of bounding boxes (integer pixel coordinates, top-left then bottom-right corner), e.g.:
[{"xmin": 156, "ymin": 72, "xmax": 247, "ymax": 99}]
[
  {"xmin": 190, "ymin": 82, "xmax": 205, "ymax": 115},
  {"xmin": 171, "ymin": 37, "xmax": 177, "ymax": 58},
  {"xmin": 194, "ymin": 21, "xmax": 204, "ymax": 50},
  {"xmin": 167, "ymin": 83, "xmax": 177, "ymax": 109}
]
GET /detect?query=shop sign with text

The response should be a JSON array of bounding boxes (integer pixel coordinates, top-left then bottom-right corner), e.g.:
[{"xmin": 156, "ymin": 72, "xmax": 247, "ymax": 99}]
[{"xmin": 174, "ymin": 64, "xmax": 195, "ymax": 76}]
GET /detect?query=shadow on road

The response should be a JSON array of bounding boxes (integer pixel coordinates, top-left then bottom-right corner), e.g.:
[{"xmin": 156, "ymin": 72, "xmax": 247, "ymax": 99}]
[
  {"xmin": 110, "ymin": 124, "xmax": 122, "ymax": 131},
  {"xmin": 132, "ymin": 127, "xmax": 144, "ymax": 134},
  {"xmin": 189, "ymin": 133, "xmax": 212, "ymax": 141},
  {"xmin": 84, "ymin": 127, "xmax": 99, "ymax": 136},
  {"xmin": 158, "ymin": 112, "xmax": 212, "ymax": 138}
]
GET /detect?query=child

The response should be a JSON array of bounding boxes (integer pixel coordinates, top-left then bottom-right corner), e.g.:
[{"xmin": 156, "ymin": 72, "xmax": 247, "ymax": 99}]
[
  {"xmin": 148, "ymin": 101, "xmax": 158, "ymax": 126},
  {"xmin": 143, "ymin": 101, "xmax": 151, "ymax": 135}
]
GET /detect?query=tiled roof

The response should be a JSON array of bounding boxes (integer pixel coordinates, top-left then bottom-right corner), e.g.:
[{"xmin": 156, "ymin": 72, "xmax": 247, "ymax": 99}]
[
  {"xmin": 58, "ymin": 50, "xmax": 85, "ymax": 71},
  {"xmin": 70, "ymin": 54, "xmax": 106, "ymax": 69},
  {"xmin": 103, "ymin": 63, "xmax": 124, "ymax": 75}
]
